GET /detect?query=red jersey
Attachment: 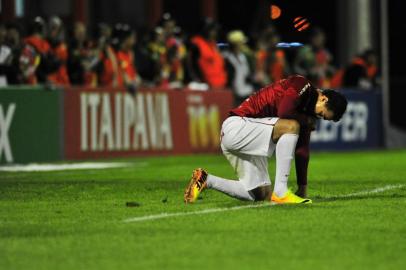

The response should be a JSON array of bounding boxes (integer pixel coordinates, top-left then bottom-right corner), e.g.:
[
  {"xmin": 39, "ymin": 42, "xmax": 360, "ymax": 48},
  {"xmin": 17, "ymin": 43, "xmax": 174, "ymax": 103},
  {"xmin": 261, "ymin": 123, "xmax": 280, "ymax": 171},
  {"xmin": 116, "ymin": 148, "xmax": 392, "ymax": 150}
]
[
  {"xmin": 230, "ymin": 75, "xmax": 319, "ymax": 186},
  {"xmin": 48, "ymin": 43, "xmax": 70, "ymax": 85},
  {"xmin": 24, "ymin": 36, "xmax": 50, "ymax": 54},
  {"xmin": 190, "ymin": 35, "xmax": 227, "ymax": 88},
  {"xmin": 99, "ymin": 46, "xmax": 123, "ymax": 87},
  {"xmin": 20, "ymin": 36, "xmax": 51, "ymax": 84},
  {"xmin": 117, "ymin": 50, "xmax": 137, "ymax": 81}
]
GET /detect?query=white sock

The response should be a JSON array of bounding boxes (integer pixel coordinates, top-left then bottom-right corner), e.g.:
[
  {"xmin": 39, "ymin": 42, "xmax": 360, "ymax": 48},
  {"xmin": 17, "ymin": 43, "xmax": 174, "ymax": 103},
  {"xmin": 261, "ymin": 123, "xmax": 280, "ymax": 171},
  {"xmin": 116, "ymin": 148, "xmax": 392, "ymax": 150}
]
[
  {"xmin": 207, "ymin": 174, "xmax": 255, "ymax": 201},
  {"xmin": 274, "ymin": 134, "xmax": 299, "ymax": 197}
]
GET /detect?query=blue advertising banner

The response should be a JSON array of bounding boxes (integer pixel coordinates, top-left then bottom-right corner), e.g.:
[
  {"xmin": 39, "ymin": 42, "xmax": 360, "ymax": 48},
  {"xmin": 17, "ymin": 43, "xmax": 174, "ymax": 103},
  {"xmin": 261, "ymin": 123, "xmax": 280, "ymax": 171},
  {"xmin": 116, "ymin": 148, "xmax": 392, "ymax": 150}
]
[{"xmin": 310, "ymin": 89, "xmax": 383, "ymax": 150}]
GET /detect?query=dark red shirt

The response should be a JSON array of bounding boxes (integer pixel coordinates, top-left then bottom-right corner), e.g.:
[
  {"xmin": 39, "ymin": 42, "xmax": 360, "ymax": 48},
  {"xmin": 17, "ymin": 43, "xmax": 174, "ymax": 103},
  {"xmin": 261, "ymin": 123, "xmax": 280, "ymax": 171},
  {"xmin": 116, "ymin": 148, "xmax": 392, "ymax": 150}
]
[{"xmin": 230, "ymin": 75, "xmax": 319, "ymax": 186}]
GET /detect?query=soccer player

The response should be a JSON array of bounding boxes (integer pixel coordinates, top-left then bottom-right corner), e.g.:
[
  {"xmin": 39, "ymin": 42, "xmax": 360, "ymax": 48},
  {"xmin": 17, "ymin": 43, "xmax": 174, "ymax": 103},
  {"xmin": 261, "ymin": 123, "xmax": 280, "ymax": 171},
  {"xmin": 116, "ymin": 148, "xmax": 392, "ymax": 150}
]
[{"xmin": 184, "ymin": 74, "xmax": 347, "ymax": 204}]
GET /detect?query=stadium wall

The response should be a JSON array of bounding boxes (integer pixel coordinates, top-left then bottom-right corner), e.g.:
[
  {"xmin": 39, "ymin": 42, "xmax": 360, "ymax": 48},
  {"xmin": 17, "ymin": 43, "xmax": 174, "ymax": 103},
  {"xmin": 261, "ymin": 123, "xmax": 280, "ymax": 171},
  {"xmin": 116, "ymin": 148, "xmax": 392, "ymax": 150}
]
[
  {"xmin": 0, "ymin": 86, "xmax": 383, "ymax": 164},
  {"xmin": 310, "ymin": 89, "xmax": 383, "ymax": 150},
  {"xmin": 64, "ymin": 87, "xmax": 232, "ymax": 159},
  {"xmin": 0, "ymin": 86, "xmax": 63, "ymax": 164}
]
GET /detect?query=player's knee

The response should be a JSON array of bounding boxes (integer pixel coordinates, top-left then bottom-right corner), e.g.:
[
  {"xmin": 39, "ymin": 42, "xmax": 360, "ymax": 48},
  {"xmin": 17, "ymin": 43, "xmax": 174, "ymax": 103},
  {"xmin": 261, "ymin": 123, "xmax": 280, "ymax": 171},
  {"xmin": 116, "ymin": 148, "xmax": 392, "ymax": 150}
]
[
  {"xmin": 253, "ymin": 193, "xmax": 268, "ymax": 201},
  {"xmin": 287, "ymin": 120, "xmax": 300, "ymax": 134},
  {"xmin": 249, "ymin": 186, "xmax": 271, "ymax": 201},
  {"xmin": 279, "ymin": 119, "xmax": 300, "ymax": 135},
  {"xmin": 273, "ymin": 119, "xmax": 300, "ymax": 142}
]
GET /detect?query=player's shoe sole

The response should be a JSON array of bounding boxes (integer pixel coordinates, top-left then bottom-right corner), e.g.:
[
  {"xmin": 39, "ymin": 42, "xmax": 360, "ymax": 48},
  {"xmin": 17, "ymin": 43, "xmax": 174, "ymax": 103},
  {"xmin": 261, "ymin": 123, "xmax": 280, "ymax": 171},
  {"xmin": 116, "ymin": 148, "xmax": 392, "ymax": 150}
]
[
  {"xmin": 184, "ymin": 168, "xmax": 208, "ymax": 203},
  {"xmin": 271, "ymin": 189, "xmax": 312, "ymax": 204}
]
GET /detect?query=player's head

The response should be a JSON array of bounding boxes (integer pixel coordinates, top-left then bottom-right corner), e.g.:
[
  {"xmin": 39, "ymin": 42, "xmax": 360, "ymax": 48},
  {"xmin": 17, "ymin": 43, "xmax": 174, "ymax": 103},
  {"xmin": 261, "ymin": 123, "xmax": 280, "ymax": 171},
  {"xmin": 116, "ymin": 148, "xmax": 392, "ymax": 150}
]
[
  {"xmin": 30, "ymin": 16, "xmax": 46, "ymax": 37},
  {"xmin": 199, "ymin": 18, "xmax": 220, "ymax": 40},
  {"xmin": 315, "ymin": 89, "xmax": 347, "ymax": 122},
  {"xmin": 112, "ymin": 23, "xmax": 136, "ymax": 51}
]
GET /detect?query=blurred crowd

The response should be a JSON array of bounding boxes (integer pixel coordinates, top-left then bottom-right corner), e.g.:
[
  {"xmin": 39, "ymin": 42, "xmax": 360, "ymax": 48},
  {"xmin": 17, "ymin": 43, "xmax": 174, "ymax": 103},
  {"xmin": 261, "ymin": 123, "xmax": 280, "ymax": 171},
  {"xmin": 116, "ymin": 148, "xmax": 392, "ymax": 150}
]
[{"xmin": 0, "ymin": 14, "xmax": 378, "ymax": 101}]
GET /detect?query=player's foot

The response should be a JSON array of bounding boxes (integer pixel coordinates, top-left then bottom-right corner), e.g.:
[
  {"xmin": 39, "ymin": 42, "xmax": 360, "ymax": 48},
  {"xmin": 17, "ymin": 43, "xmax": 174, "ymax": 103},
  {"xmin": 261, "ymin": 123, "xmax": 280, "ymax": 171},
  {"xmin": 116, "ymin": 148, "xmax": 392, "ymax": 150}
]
[
  {"xmin": 184, "ymin": 168, "xmax": 208, "ymax": 203},
  {"xmin": 271, "ymin": 189, "xmax": 312, "ymax": 204}
]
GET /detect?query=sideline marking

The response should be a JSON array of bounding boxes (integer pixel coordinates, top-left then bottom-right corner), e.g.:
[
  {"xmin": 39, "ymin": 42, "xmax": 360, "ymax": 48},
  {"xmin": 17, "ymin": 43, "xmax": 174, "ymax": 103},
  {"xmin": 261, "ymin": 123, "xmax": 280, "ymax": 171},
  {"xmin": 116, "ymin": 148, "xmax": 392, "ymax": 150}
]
[
  {"xmin": 0, "ymin": 162, "xmax": 144, "ymax": 172},
  {"xmin": 124, "ymin": 203, "xmax": 276, "ymax": 222},
  {"xmin": 330, "ymin": 184, "xmax": 405, "ymax": 198},
  {"xmin": 123, "ymin": 184, "xmax": 405, "ymax": 223}
]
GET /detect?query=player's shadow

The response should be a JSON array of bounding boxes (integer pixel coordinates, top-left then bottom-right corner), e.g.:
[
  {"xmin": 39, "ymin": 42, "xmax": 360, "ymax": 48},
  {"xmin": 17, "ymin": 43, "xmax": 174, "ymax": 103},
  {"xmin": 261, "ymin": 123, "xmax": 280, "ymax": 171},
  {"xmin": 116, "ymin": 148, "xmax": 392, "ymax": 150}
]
[{"xmin": 314, "ymin": 193, "xmax": 406, "ymax": 202}]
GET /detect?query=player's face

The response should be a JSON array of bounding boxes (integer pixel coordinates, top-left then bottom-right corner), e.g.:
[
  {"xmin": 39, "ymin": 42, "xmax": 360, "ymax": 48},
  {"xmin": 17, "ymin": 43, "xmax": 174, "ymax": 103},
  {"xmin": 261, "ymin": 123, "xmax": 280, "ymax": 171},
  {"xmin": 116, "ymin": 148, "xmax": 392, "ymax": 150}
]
[{"xmin": 314, "ymin": 94, "xmax": 334, "ymax": 120}]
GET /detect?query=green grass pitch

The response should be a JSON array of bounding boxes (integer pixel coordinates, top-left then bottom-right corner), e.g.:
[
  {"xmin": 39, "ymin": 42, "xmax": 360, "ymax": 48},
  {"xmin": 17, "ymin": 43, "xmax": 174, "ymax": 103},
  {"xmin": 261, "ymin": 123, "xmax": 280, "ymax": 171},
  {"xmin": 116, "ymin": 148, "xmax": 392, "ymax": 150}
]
[{"xmin": 1, "ymin": 150, "xmax": 406, "ymax": 270}]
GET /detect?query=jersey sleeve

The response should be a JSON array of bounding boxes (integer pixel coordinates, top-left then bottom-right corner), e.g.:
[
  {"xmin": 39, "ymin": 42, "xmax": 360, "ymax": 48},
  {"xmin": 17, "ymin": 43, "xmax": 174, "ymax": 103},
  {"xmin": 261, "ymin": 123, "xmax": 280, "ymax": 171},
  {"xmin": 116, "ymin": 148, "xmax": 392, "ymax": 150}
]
[
  {"xmin": 288, "ymin": 75, "xmax": 310, "ymax": 90},
  {"xmin": 276, "ymin": 88, "xmax": 309, "ymax": 126}
]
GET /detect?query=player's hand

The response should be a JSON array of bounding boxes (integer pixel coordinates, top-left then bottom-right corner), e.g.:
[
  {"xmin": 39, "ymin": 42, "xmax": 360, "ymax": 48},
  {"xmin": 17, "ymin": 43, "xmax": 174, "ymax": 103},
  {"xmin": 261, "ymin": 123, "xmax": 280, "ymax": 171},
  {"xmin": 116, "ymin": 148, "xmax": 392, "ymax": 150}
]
[{"xmin": 295, "ymin": 185, "xmax": 308, "ymax": 198}]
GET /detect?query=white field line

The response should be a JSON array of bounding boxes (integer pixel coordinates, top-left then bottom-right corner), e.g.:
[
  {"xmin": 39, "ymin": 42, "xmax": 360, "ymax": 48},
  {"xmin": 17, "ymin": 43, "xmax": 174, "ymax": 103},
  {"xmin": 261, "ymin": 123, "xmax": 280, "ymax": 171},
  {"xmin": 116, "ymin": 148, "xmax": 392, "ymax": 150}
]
[
  {"xmin": 329, "ymin": 184, "xmax": 405, "ymax": 198},
  {"xmin": 123, "ymin": 184, "xmax": 405, "ymax": 223},
  {"xmin": 124, "ymin": 202, "xmax": 277, "ymax": 222},
  {"xmin": 0, "ymin": 162, "xmax": 144, "ymax": 172}
]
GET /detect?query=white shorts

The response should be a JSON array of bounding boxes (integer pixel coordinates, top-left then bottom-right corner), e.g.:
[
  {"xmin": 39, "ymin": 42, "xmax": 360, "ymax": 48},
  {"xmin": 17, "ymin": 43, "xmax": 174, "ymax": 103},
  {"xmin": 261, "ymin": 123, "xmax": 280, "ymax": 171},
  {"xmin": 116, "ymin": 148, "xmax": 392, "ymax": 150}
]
[{"xmin": 220, "ymin": 116, "xmax": 279, "ymax": 191}]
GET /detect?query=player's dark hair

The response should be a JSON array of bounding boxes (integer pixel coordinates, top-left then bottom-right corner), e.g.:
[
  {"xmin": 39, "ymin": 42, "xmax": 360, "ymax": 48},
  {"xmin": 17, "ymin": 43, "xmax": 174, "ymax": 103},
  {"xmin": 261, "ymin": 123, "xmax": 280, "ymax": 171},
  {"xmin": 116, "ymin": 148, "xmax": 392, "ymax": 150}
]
[
  {"xmin": 111, "ymin": 23, "xmax": 133, "ymax": 50},
  {"xmin": 322, "ymin": 89, "xmax": 348, "ymax": 122},
  {"xmin": 198, "ymin": 17, "xmax": 220, "ymax": 38},
  {"xmin": 29, "ymin": 16, "xmax": 46, "ymax": 36}
]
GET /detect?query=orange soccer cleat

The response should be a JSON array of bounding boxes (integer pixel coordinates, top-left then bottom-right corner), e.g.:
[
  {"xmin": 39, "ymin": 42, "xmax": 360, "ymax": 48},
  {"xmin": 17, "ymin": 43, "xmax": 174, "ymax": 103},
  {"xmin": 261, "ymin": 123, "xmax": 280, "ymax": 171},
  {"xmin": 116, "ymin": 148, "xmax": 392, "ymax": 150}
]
[{"xmin": 184, "ymin": 168, "xmax": 208, "ymax": 203}]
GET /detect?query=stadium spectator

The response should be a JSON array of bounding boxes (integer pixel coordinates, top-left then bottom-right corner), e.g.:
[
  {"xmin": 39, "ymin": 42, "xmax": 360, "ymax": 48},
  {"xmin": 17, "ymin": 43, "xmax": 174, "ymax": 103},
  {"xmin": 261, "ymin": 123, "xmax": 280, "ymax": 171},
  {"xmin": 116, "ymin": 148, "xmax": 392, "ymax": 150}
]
[
  {"xmin": 97, "ymin": 23, "xmax": 112, "ymax": 47},
  {"xmin": 293, "ymin": 27, "xmax": 335, "ymax": 88},
  {"xmin": 254, "ymin": 25, "xmax": 289, "ymax": 87},
  {"xmin": 98, "ymin": 23, "xmax": 131, "ymax": 88},
  {"xmin": 342, "ymin": 49, "xmax": 378, "ymax": 90},
  {"xmin": 114, "ymin": 23, "xmax": 139, "ymax": 93},
  {"xmin": 5, "ymin": 22, "xmax": 22, "ymax": 56},
  {"xmin": 47, "ymin": 16, "xmax": 70, "ymax": 85},
  {"xmin": 0, "ymin": 23, "xmax": 14, "ymax": 85},
  {"xmin": 161, "ymin": 34, "xmax": 186, "ymax": 88},
  {"xmin": 67, "ymin": 22, "xmax": 99, "ymax": 86},
  {"xmin": 95, "ymin": 23, "xmax": 139, "ymax": 92},
  {"xmin": 223, "ymin": 30, "xmax": 254, "ymax": 105},
  {"xmin": 0, "ymin": 22, "xmax": 22, "ymax": 85},
  {"xmin": 78, "ymin": 23, "xmax": 113, "ymax": 87},
  {"xmin": 0, "ymin": 24, "xmax": 12, "ymax": 62},
  {"xmin": 160, "ymin": 14, "xmax": 187, "ymax": 89},
  {"xmin": 159, "ymin": 13, "xmax": 176, "ymax": 40},
  {"xmin": 0, "ymin": 16, "xmax": 356, "ymax": 92},
  {"xmin": 19, "ymin": 17, "xmax": 57, "ymax": 84},
  {"xmin": 138, "ymin": 27, "xmax": 165, "ymax": 85},
  {"xmin": 187, "ymin": 18, "xmax": 227, "ymax": 89}
]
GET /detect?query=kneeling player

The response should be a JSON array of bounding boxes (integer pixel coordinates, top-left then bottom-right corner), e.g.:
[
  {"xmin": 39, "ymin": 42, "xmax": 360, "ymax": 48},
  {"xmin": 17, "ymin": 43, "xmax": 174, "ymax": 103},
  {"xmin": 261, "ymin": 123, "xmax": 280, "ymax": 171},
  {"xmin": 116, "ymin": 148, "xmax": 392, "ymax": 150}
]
[{"xmin": 184, "ymin": 75, "xmax": 347, "ymax": 204}]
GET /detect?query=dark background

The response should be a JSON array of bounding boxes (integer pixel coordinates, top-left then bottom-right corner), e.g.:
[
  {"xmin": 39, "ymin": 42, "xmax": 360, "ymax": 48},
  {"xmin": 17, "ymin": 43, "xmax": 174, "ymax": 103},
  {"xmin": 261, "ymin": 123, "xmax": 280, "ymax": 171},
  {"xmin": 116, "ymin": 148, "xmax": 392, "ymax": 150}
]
[{"xmin": 1, "ymin": 0, "xmax": 405, "ymax": 129}]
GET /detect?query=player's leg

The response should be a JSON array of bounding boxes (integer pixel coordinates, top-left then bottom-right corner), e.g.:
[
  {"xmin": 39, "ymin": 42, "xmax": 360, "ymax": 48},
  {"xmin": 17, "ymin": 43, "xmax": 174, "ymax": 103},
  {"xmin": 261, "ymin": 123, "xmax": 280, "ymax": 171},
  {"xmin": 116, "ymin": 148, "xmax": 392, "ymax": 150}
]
[
  {"xmin": 208, "ymin": 118, "xmax": 310, "ymax": 203},
  {"xmin": 270, "ymin": 119, "xmax": 311, "ymax": 203},
  {"xmin": 184, "ymin": 152, "xmax": 267, "ymax": 202},
  {"xmin": 207, "ymin": 173, "xmax": 271, "ymax": 201},
  {"xmin": 184, "ymin": 166, "xmax": 256, "ymax": 203},
  {"xmin": 271, "ymin": 119, "xmax": 300, "ymax": 197},
  {"xmin": 184, "ymin": 116, "xmax": 274, "ymax": 203},
  {"xmin": 206, "ymin": 151, "xmax": 271, "ymax": 201},
  {"xmin": 206, "ymin": 174, "xmax": 256, "ymax": 201},
  {"xmin": 203, "ymin": 117, "xmax": 275, "ymax": 201}
]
